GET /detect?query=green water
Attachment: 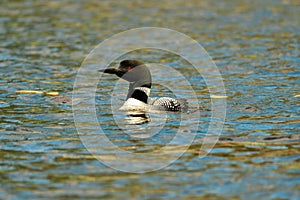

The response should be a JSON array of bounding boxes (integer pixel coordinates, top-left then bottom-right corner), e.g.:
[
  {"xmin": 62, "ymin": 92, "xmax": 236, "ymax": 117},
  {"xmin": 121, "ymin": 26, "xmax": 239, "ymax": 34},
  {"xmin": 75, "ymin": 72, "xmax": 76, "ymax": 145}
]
[{"xmin": 0, "ymin": 0, "xmax": 299, "ymax": 199}]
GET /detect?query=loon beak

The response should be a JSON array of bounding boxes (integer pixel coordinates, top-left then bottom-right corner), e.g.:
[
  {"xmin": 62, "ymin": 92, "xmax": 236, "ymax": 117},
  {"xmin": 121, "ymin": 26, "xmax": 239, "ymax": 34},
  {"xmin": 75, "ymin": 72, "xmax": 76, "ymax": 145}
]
[
  {"xmin": 98, "ymin": 68, "xmax": 118, "ymax": 74},
  {"xmin": 99, "ymin": 67, "xmax": 127, "ymax": 79}
]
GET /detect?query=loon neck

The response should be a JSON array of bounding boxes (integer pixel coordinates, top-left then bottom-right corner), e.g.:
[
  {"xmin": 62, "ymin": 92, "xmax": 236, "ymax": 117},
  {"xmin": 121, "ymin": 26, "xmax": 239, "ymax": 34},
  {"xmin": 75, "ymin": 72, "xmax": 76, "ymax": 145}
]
[
  {"xmin": 126, "ymin": 82, "xmax": 151, "ymax": 103},
  {"xmin": 121, "ymin": 64, "xmax": 152, "ymax": 103}
]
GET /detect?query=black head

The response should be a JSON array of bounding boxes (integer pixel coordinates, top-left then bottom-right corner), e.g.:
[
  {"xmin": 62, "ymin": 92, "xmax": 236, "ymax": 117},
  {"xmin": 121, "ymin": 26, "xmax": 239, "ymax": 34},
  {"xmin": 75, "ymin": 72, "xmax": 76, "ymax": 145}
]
[
  {"xmin": 99, "ymin": 60, "xmax": 144, "ymax": 77},
  {"xmin": 119, "ymin": 60, "xmax": 144, "ymax": 71},
  {"xmin": 99, "ymin": 60, "xmax": 151, "ymax": 84}
]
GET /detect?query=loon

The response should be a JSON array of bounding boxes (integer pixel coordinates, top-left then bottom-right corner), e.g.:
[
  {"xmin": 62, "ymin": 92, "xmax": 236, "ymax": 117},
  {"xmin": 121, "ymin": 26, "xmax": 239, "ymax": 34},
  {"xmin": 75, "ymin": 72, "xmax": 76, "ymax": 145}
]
[{"xmin": 99, "ymin": 60, "xmax": 188, "ymax": 112}]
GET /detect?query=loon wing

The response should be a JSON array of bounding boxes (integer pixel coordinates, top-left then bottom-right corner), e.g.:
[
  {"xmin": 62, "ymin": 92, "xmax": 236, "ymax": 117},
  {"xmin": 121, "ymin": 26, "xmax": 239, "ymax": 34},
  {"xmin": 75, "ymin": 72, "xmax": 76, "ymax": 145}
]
[{"xmin": 148, "ymin": 97, "xmax": 189, "ymax": 112}]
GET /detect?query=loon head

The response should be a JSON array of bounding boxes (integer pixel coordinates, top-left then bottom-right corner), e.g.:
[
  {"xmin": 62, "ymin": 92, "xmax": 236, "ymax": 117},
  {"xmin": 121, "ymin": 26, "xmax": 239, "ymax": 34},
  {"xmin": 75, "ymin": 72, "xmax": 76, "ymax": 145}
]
[{"xmin": 99, "ymin": 59, "xmax": 152, "ymax": 88}]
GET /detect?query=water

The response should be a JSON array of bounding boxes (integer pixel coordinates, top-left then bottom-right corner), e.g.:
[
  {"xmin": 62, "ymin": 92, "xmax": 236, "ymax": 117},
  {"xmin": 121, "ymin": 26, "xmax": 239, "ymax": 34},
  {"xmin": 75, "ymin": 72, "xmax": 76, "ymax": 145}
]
[{"xmin": 0, "ymin": 0, "xmax": 299, "ymax": 199}]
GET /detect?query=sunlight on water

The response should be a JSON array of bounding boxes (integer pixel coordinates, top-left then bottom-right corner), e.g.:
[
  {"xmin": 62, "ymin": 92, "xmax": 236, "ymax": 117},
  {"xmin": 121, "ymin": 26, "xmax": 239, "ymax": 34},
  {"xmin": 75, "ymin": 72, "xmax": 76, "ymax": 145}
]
[{"xmin": 0, "ymin": 0, "xmax": 299, "ymax": 199}]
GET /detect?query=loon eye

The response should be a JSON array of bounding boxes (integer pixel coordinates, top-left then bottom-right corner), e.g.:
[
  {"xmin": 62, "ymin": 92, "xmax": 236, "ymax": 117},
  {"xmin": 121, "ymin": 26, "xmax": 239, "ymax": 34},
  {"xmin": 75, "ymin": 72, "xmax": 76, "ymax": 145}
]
[{"xmin": 127, "ymin": 67, "xmax": 131, "ymax": 71}]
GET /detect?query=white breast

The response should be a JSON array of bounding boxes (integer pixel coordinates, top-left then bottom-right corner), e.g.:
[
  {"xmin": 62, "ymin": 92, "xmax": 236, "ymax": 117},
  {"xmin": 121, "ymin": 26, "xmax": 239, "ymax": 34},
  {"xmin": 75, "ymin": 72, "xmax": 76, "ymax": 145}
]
[{"xmin": 119, "ymin": 98, "xmax": 148, "ymax": 112}]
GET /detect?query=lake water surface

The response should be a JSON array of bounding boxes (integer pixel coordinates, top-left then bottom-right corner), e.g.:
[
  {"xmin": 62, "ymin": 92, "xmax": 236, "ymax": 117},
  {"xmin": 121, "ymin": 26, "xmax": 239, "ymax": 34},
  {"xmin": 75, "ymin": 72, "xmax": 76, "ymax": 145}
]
[{"xmin": 0, "ymin": 0, "xmax": 299, "ymax": 199}]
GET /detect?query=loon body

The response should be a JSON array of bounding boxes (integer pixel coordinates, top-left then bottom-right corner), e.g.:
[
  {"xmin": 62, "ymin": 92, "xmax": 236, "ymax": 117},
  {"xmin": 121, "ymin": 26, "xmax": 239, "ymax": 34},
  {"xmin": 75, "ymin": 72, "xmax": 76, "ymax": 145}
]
[{"xmin": 99, "ymin": 60, "xmax": 188, "ymax": 112}]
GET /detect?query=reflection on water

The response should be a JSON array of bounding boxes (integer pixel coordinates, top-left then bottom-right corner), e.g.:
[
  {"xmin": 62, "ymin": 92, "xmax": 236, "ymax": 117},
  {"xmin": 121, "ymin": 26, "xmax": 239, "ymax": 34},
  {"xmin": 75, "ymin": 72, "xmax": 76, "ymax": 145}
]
[
  {"xmin": 0, "ymin": 0, "xmax": 299, "ymax": 199},
  {"xmin": 126, "ymin": 113, "xmax": 150, "ymax": 125},
  {"xmin": 112, "ymin": 109, "xmax": 168, "ymax": 139}
]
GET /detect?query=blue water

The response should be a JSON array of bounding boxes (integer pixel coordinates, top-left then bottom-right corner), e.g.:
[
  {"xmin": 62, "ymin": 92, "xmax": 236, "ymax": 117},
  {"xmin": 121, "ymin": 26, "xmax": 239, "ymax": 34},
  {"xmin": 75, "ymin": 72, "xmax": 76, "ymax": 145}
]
[{"xmin": 0, "ymin": 0, "xmax": 299, "ymax": 199}]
